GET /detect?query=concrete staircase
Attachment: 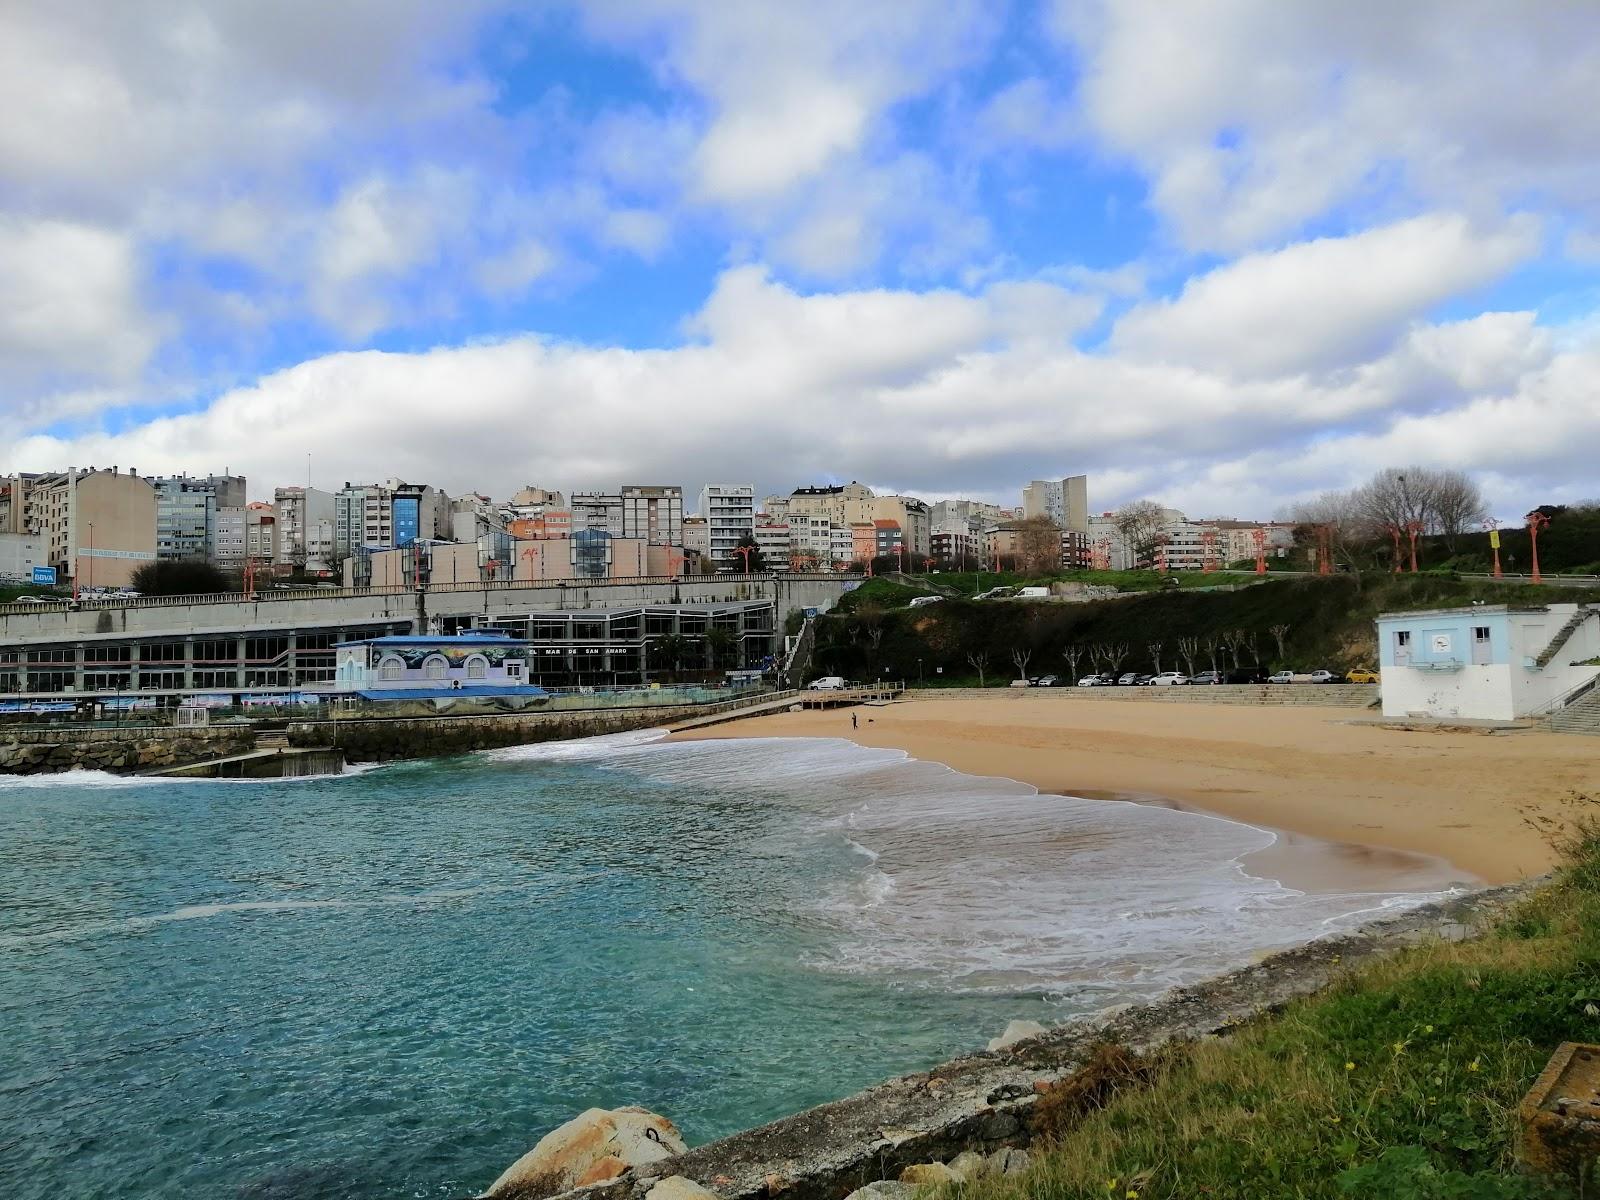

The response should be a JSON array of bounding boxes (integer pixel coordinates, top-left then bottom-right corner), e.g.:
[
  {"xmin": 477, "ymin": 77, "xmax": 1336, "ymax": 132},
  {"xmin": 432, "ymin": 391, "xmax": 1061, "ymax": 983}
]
[
  {"xmin": 1547, "ymin": 687, "xmax": 1600, "ymax": 736},
  {"xmin": 1534, "ymin": 608, "xmax": 1597, "ymax": 670}
]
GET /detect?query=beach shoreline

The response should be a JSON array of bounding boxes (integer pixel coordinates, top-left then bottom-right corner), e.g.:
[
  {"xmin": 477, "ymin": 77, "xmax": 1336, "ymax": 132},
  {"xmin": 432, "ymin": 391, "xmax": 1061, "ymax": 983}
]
[{"xmin": 668, "ymin": 696, "xmax": 1600, "ymax": 886}]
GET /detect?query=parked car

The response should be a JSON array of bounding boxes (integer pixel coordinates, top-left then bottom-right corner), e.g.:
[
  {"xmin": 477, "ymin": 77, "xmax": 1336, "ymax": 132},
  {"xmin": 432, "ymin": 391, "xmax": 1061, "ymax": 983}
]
[
  {"xmin": 1116, "ymin": 672, "xmax": 1141, "ymax": 685},
  {"xmin": 1009, "ymin": 678, "xmax": 1033, "ymax": 688},
  {"xmin": 1309, "ymin": 669, "xmax": 1344, "ymax": 684},
  {"xmin": 1225, "ymin": 667, "xmax": 1270, "ymax": 684},
  {"xmin": 1267, "ymin": 670, "xmax": 1295, "ymax": 684},
  {"xmin": 1148, "ymin": 671, "xmax": 1190, "ymax": 686},
  {"xmin": 1346, "ymin": 668, "xmax": 1379, "ymax": 683},
  {"xmin": 1031, "ymin": 675, "xmax": 1061, "ymax": 687},
  {"xmin": 907, "ymin": 595, "xmax": 943, "ymax": 608},
  {"xmin": 1016, "ymin": 586, "xmax": 1051, "ymax": 599},
  {"xmin": 809, "ymin": 676, "xmax": 848, "ymax": 690},
  {"xmin": 16, "ymin": 595, "xmax": 48, "ymax": 603},
  {"xmin": 1190, "ymin": 669, "xmax": 1221, "ymax": 685},
  {"xmin": 1135, "ymin": 673, "xmax": 1155, "ymax": 685},
  {"xmin": 1077, "ymin": 673, "xmax": 1110, "ymax": 687}
]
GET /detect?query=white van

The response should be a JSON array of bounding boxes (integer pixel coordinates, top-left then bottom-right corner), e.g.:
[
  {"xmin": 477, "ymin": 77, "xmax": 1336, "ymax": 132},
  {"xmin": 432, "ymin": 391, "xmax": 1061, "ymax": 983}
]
[
  {"xmin": 1016, "ymin": 586, "xmax": 1051, "ymax": 598},
  {"xmin": 809, "ymin": 676, "xmax": 848, "ymax": 690}
]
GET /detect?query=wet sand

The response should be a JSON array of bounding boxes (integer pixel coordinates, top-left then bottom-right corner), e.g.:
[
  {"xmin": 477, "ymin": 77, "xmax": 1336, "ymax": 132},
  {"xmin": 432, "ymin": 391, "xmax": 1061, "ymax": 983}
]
[{"xmin": 670, "ymin": 696, "xmax": 1600, "ymax": 886}]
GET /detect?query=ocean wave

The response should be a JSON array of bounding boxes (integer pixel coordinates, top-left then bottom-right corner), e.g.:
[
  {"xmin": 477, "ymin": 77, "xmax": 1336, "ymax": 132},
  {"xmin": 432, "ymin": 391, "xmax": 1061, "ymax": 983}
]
[
  {"xmin": 480, "ymin": 727, "xmax": 668, "ymax": 763},
  {"xmin": 0, "ymin": 769, "xmax": 169, "ymax": 790}
]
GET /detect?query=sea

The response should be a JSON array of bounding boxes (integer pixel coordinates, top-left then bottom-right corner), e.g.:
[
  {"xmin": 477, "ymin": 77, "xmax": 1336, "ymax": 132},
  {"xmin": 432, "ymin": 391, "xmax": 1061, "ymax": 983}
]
[{"xmin": 0, "ymin": 731, "xmax": 1469, "ymax": 1199}]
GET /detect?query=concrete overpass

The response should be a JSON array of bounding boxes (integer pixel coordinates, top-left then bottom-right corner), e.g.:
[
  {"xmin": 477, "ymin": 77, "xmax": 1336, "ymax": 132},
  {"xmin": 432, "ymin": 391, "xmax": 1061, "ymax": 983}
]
[{"xmin": 0, "ymin": 573, "xmax": 862, "ymax": 646}]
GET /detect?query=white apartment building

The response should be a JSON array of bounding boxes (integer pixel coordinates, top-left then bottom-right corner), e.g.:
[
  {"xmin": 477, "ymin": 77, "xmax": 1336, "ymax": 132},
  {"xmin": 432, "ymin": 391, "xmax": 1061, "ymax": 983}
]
[
  {"xmin": 754, "ymin": 523, "xmax": 792, "ymax": 572},
  {"xmin": 570, "ymin": 492, "xmax": 625, "ymax": 537},
  {"xmin": 276, "ymin": 486, "xmax": 336, "ymax": 568},
  {"xmin": 698, "ymin": 484, "xmax": 756, "ymax": 570},
  {"xmin": 245, "ymin": 503, "xmax": 276, "ymax": 566},
  {"xmin": 786, "ymin": 483, "xmax": 931, "ymax": 558},
  {"xmin": 0, "ymin": 532, "xmax": 45, "ymax": 583},
  {"xmin": 212, "ymin": 507, "xmax": 247, "ymax": 573},
  {"xmin": 1021, "ymin": 476, "xmax": 1090, "ymax": 533},
  {"xmin": 621, "ymin": 485, "xmax": 684, "ymax": 547}
]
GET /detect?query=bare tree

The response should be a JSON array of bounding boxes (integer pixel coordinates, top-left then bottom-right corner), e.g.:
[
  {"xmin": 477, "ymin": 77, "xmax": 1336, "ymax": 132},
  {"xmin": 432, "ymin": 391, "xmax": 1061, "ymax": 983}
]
[
  {"xmin": 1287, "ymin": 488, "xmax": 1375, "ymax": 577},
  {"xmin": 1062, "ymin": 643, "xmax": 1085, "ymax": 683},
  {"xmin": 966, "ymin": 650, "xmax": 991, "ymax": 688},
  {"xmin": 1219, "ymin": 629, "xmax": 1241, "ymax": 669},
  {"xmin": 1177, "ymin": 636, "xmax": 1200, "ymax": 676},
  {"xmin": 1011, "ymin": 646, "xmax": 1033, "ymax": 680},
  {"xmin": 1147, "ymin": 641, "xmax": 1164, "ymax": 673},
  {"xmin": 1015, "ymin": 515, "xmax": 1065, "ymax": 575},
  {"xmin": 1105, "ymin": 641, "xmax": 1130, "ymax": 674},
  {"xmin": 1243, "ymin": 630, "xmax": 1261, "ymax": 665},
  {"xmin": 1268, "ymin": 623, "xmax": 1291, "ymax": 662},
  {"xmin": 1430, "ymin": 469, "xmax": 1489, "ymax": 550},
  {"xmin": 1112, "ymin": 499, "xmax": 1167, "ymax": 569}
]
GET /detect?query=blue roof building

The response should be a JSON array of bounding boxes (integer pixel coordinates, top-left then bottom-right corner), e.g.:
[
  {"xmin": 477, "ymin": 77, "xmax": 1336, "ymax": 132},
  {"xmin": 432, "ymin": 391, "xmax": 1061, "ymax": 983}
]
[{"xmin": 332, "ymin": 632, "xmax": 545, "ymax": 700}]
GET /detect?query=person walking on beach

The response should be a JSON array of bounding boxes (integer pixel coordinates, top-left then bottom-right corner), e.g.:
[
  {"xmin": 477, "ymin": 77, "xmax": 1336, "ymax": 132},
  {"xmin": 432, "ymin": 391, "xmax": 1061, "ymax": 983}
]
[{"xmin": 851, "ymin": 712, "xmax": 858, "ymax": 730}]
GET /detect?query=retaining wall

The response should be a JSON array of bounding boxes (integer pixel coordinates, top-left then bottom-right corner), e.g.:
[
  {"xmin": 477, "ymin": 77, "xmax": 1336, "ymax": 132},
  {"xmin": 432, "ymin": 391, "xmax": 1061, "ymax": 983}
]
[
  {"xmin": 906, "ymin": 684, "xmax": 1378, "ymax": 708},
  {"xmin": 0, "ymin": 725, "xmax": 256, "ymax": 774}
]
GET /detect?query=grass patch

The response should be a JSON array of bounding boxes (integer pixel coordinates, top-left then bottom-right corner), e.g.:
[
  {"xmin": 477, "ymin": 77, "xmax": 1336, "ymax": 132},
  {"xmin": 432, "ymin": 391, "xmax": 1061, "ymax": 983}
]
[{"xmin": 948, "ymin": 817, "xmax": 1600, "ymax": 1199}]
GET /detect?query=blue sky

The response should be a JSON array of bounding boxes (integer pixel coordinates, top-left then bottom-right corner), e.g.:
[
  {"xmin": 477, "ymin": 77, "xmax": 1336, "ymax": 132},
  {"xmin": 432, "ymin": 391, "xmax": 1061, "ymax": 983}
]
[{"xmin": 3, "ymin": 1, "xmax": 1599, "ymax": 519}]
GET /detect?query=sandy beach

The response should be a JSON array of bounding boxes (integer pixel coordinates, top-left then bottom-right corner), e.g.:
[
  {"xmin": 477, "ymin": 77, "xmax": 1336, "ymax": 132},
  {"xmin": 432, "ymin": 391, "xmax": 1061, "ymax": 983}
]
[{"xmin": 672, "ymin": 696, "xmax": 1600, "ymax": 885}]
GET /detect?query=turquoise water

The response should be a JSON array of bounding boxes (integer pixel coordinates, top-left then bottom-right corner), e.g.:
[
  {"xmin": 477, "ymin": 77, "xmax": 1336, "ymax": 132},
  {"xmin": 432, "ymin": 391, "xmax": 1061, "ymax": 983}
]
[{"xmin": 0, "ymin": 733, "xmax": 1464, "ymax": 1199}]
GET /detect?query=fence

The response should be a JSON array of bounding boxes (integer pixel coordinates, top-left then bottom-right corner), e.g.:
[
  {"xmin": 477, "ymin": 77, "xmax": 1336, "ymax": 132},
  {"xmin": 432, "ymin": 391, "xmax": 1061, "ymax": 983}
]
[{"xmin": 0, "ymin": 572, "xmax": 863, "ymax": 617}]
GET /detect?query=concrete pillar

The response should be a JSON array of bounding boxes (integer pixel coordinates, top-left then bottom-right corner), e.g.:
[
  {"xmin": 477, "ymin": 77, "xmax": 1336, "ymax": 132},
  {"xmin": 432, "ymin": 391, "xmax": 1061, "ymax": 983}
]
[
  {"xmin": 236, "ymin": 636, "xmax": 248, "ymax": 689},
  {"xmin": 73, "ymin": 644, "xmax": 85, "ymax": 694},
  {"xmin": 184, "ymin": 636, "xmax": 196, "ymax": 690},
  {"xmin": 129, "ymin": 642, "xmax": 141, "ymax": 692}
]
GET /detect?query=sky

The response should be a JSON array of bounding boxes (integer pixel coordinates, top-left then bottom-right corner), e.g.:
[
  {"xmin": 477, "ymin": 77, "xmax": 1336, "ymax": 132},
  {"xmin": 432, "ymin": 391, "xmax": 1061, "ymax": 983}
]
[{"xmin": 3, "ymin": 0, "xmax": 1599, "ymax": 520}]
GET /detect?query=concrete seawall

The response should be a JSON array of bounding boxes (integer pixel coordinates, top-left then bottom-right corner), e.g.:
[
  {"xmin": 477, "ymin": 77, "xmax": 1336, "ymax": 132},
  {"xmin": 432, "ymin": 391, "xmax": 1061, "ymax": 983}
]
[{"xmin": 0, "ymin": 725, "xmax": 257, "ymax": 774}]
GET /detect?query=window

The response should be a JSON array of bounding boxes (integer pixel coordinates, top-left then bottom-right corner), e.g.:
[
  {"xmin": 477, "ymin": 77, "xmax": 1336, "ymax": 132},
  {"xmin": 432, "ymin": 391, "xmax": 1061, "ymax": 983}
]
[
  {"xmin": 424, "ymin": 656, "xmax": 447, "ymax": 680},
  {"xmin": 379, "ymin": 656, "xmax": 405, "ymax": 680},
  {"xmin": 466, "ymin": 656, "xmax": 488, "ymax": 680},
  {"xmin": 1473, "ymin": 626, "xmax": 1490, "ymax": 642},
  {"xmin": 505, "ymin": 660, "xmax": 522, "ymax": 679}
]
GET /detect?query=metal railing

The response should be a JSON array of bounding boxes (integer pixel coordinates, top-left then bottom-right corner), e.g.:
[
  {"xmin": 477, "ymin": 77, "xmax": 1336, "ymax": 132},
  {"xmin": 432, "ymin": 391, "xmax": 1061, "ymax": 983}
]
[
  {"xmin": 1458, "ymin": 573, "xmax": 1600, "ymax": 585},
  {"xmin": 0, "ymin": 572, "xmax": 863, "ymax": 617}
]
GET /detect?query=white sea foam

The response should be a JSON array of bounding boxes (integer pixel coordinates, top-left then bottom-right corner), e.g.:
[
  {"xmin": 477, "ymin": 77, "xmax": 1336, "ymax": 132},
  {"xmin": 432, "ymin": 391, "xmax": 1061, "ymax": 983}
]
[
  {"xmin": 577, "ymin": 734, "xmax": 1471, "ymax": 1001},
  {"xmin": 481, "ymin": 726, "xmax": 669, "ymax": 763},
  {"xmin": 0, "ymin": 769, "xmax": 169, "ymax": 790}
]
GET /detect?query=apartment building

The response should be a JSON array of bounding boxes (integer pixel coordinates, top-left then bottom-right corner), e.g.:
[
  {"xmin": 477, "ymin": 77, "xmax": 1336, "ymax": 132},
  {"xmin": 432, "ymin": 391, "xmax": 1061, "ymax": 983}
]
[
  {"xmin": 1021, "ymin": 475, "xmax": 1090, "ymax": 533},
  {"xmin": 681, "ymin": 516, "xmax": 709, "ymax": 560},
  {"xmin": 20, "ymin": 468, "xmax": 158, "ymax": 588},
  {"xmin": 621, "ymin": 485, "xmax": 684, "ymax": 547},
  {"xmin": 334, "ymin": 481, "xmax": 449, "ymax": 557},
  {"xmin": 245, "ymin": 503, "xmax": 276, "ymax": 568},
  {"xmin": 787, "ymin": 483, "xmax": 930, "ymax": 558},
  {"xmin": 570, "ymin": 492, "xmax": 625, "ymax": 538},
  {"xmin": 698, "ymin": 484, "xmax": 756, "ymax": 570},
  {"xmin": 212, "ymin": 508, "xmax": 247, "ymax": 573},
  {"xmin": 274, "ymin": 486, "xmax": 336, "ymax": 569},
  {"xmin": 147, "ymin": 474, "xmax": 246, "ymax": 564},
  {"xmin": 931, "ymin": 527, "xmax": 982, "ymax": 570},
  {"xmin": 930, "ymin": 498, "xmax": 1008, "ymax": 530},
  {"xmin": 753, "ymin": 522, "xmax": 792, "ymax": 572}
]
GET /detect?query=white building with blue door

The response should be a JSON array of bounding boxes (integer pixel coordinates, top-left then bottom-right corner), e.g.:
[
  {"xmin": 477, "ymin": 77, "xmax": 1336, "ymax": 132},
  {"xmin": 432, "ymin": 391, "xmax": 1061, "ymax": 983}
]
[{"xmin": 1376, "ymin": 603, "xmax": 1600, "ymax": 721}]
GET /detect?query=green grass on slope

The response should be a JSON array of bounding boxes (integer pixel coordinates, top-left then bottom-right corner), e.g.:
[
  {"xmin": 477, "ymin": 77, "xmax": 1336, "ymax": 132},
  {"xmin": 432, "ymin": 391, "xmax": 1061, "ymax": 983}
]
[{"xmin": 946, "ymin": 810, "xmax": 1600, "ymax": 1200}]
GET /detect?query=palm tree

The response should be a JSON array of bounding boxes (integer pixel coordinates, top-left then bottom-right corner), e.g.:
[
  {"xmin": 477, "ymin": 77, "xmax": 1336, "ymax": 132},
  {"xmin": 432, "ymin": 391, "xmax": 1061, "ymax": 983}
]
[
  {"xmin": 706, "ymin": 626, "xmax": 738, "ymax": 669},
  {"xmin": 649, "ymin": 634, "xmax": 691, "ymax": 680}
]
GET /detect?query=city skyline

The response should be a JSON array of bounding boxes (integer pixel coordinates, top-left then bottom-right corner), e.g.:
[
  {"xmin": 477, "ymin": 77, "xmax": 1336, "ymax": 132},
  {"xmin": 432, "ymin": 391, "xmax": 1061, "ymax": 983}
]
[{"xmin": 4, "ymin": 3, "xmax": 1600, "ymax": 518}]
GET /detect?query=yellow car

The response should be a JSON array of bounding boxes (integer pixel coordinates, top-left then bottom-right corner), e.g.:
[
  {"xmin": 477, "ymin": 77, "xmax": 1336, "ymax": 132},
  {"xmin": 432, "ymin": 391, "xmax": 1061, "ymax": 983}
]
[{"xmin": 1346, "ymin": 668, "xmax": 1380, "ymax": 684}]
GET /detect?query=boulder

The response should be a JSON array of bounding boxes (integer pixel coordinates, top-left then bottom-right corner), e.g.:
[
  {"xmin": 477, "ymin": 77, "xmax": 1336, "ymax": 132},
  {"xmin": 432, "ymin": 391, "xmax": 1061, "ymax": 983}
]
[
  {"xmin": 986, "ymin": 1020, "xmax": 1048, "ymax": 1052},
  {"xmin": 844, "ymin": 1183, "xmax": 913, "ymax": 1200},
  {"xmin": 987, "ymin": 1148, "xmax": 1030, "ymax": 1177},
  {"xmin": 485, "ymin": 1106, "xmax": 687, "ymax": 1199},
  {"xmin": 646, "ymin": 1176, "xmax": 719, "ymax": 1200},
  {"xmin": 898, "ymin": 1163, "xmax": 963, "ymax": 1186},
  {"xmin": 948, "ymin": 1151, "xmax": 989, "ymax": 1180}
]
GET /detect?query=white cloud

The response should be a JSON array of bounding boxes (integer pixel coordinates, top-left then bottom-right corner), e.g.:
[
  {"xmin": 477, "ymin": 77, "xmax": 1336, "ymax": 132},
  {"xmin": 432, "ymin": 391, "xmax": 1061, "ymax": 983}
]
[
  {"xmin": 1055, "ymin": 0, "xmax": 1600, "ymax": 250},
  {"xmin": 0, "ymin": 217, "xmax": 162, "ymax": 385},
  {"xmin": 1111, "ymin": 214, "xmax": 1538, "ymax": 377},
  {"xmin": 7, "ymin": 263, "xmax": 1591, "ymax": 520}
]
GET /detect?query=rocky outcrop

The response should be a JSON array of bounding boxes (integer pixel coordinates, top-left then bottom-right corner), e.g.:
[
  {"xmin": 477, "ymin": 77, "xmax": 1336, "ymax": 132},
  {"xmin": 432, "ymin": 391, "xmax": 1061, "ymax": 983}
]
[
  {"xmin": 986, "ymin": 1020, "xmax": 1048, "ymax": 1053},
  {"xmin": 0, "ymin": 728, "xmax": 254, "ymax": 775},
  {"xmin": 486, "ymin": 1107, "xmax": 687, "ymax": 1200}
]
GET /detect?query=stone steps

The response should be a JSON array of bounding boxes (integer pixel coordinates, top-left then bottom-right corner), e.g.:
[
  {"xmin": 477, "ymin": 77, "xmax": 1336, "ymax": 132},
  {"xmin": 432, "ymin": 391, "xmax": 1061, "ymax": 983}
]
[{"xmin": 1548, "ymin": 689, "xmax": 1600, "ymax": 736}]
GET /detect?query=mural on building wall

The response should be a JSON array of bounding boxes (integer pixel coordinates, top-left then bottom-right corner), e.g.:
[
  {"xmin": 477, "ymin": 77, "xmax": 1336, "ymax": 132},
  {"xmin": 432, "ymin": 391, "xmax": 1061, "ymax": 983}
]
[{"xmin": 373, "ymin": 644, "xmax": 524, "ymax": 669}]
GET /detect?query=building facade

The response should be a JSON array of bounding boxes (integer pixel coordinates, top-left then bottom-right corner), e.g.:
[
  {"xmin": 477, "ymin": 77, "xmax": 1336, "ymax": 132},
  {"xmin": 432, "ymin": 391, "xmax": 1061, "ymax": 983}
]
[
  {"xmin": 274, "ymin": 486, "xmax": 336, "ymax": 570},
  {"xmin": 147, "ymin": 474, "xmax": 246, "ymax": 564},
  {"xmin": 22, "ymin": 468, "xmax": 158, "ymax": 589},
  {"xmin": 0, "ymin": 533, "xmax": 45, "ymax": 583},
  {"xmin": 621, "ymin": 485, "xmax": 684, "ymax": 547},
  {"xmin": 698, "ymin": 484, "xmax": 756, "ymax": 570},
  {"xmin": 333, "ymin": 633, "xmax": 536, "ymax": 696},
  {"xmin": 1377, "ymin": 604, "xmax": 1600, "ymax": 721},
  {"xmin": 1021, "ymin": 476, "xmax": 1090, "ymax": 533}
]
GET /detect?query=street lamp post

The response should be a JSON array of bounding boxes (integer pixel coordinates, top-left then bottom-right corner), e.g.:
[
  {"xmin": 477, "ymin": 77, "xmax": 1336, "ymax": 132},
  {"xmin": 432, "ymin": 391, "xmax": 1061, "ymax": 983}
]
[
  {"xmin": 1527, "ymin": 510, "xmax": 1550, "ymax": 584},
  {"xmin": 1484, "ymin": 519, "xmax": 1503, "ymax": 579}
]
